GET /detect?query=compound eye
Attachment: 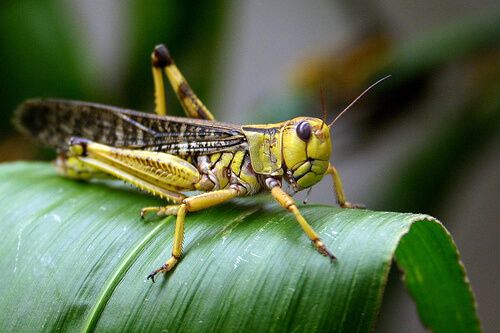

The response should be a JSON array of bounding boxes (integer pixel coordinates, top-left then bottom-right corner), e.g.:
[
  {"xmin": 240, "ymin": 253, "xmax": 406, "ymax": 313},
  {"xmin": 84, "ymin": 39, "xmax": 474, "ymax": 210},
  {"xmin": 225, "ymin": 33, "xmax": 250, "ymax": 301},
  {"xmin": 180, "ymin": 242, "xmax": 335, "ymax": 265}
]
[{"xmin": 296, "ymin": 121, "xmax": 311, "ymax": 141}]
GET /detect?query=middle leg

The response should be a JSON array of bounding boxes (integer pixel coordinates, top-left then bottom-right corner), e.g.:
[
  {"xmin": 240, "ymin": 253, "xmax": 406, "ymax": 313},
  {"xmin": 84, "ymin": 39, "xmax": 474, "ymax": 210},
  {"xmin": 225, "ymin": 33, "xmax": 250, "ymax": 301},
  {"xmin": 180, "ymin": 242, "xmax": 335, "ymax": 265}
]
[
  {"xmin": 144, "ymin": 186, "xmax": 244, "ymax": 282},
  {"xmin": 325, "ymin": 164, "xmax": 365, "ymax": 208}
]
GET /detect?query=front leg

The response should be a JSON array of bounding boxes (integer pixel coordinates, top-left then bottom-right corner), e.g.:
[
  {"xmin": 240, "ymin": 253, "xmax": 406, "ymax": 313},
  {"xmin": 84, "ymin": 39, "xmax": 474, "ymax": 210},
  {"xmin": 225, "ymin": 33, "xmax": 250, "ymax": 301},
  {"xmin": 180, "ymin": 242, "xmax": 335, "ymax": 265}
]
[
  {"xmin": 266, "ymin": 178, "xmax": 336, "ymax": 261},
  {"xmin": 325, "ymin": 164, "xmax": 365, "ymax": 209},
  {"xmin": 143, "ymin": 186, "xmax": 243, "ymax": 282}
]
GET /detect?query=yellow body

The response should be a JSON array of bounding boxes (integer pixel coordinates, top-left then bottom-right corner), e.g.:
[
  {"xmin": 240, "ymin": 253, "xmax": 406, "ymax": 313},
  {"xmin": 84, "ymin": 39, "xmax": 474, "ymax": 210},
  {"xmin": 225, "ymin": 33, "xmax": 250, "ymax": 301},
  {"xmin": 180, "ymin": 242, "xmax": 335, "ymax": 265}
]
[{"xmin": 15, "ymin": 44, "xmax": 361, "ymax": 282}]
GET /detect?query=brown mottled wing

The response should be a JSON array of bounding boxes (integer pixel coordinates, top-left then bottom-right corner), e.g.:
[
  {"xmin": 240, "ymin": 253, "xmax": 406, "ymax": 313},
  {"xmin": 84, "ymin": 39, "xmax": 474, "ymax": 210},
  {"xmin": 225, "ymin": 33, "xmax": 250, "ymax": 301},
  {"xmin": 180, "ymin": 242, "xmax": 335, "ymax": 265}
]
[{"xmin": 13, "ymin": 99, "xmax": 247, "ymax": 156}]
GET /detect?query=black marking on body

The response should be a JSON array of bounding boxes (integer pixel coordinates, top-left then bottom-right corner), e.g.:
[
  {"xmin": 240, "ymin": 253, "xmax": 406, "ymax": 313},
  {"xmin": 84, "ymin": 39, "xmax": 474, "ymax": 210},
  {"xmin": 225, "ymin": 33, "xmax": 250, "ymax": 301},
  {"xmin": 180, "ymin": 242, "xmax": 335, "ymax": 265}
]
[
  {"xmin": 177, "ymin": 82, "xmax": 191, "ymax": 100},
  {"xmin": 241, "ymin": 126, "xmax": 268, "ymax": 133}
]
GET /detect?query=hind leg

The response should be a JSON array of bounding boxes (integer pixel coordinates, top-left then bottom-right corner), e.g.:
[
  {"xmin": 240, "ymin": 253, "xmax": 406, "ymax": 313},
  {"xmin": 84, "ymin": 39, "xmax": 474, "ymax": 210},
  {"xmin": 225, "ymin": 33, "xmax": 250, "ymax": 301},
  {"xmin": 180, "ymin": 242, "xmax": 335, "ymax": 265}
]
[{"xmin": 151, "ymin": 44, "xmax": 215, "ymax": 120}]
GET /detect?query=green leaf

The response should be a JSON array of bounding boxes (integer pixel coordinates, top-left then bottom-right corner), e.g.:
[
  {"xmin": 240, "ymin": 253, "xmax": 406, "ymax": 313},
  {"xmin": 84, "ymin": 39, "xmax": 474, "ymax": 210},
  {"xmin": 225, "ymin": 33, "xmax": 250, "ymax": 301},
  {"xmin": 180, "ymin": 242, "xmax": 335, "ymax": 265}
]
[{"xmin": 0, "ymin": 162, "xmax": 480, "ymax": 332}]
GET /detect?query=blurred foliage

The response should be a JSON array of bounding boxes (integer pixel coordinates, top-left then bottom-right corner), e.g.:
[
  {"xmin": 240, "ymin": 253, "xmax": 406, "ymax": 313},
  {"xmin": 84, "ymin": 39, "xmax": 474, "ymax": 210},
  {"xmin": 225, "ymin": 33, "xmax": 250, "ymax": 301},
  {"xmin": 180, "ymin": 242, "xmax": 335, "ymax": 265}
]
[
  {"xmin": 371, "ymin": 12, "xmax": 500, "ymax": 213},
  {"xmin": 0, "ymin": 0, "xmax": 90, "ymax": 136},
  {"xmin": 368, "ymin": 11, "xmax": 500, "ymax": 128},
  {"xmin": 0, "ymin": 0, "xmax": 226, "ymax": 144},
  {"xmin": 376, "ymin": 81, "xmax": 500, "ymax": 213}
]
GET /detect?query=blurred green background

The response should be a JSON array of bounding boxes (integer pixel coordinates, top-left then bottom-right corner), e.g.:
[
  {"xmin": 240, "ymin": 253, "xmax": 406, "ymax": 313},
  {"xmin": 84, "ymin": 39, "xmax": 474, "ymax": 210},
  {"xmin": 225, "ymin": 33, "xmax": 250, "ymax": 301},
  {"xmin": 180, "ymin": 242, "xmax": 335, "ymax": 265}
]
[{"xmin": 0, "ymin": 1, "xmax": 498, "ymax": 332}]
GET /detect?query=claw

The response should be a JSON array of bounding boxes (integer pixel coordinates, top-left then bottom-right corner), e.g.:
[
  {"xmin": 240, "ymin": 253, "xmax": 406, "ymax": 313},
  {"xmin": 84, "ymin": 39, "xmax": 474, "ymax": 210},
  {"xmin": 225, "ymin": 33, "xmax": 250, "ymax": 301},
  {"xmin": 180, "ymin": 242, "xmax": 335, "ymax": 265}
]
[
  {"xmin": 140, "ymin": 209, "xmax": 148, "ymax": 219},
  {"xmin": 146, "ymin": 263, "xmax": 168, "ymax": 283},
  {"xmin": 141, "ymin": 207, "xmax": 161, "ymax": 219},
  {"xmin": 313, "ymin": 239, "xmax": 337, "ymax": 262},
  {"xmin": 146, "ymin": 271, "xmax": 157, "ymax": 283},
  {"xmin": 320, "ymin": 245, "xmax": 337, "ymax": 262}
]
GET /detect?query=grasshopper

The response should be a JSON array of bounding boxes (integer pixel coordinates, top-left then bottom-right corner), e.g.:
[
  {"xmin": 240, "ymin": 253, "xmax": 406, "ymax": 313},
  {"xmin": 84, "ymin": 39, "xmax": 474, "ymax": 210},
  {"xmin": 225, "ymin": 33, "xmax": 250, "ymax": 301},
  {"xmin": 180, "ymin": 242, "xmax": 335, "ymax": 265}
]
[{"xmin": 14, "ymin": 44, "xmax": 380, "ymax": 282}]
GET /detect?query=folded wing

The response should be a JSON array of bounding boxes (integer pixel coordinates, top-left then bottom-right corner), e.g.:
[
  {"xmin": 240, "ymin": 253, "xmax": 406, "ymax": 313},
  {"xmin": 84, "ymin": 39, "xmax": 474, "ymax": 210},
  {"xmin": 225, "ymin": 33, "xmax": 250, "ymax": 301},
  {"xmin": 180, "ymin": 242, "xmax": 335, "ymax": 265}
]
[{"xmin": 14, "ymin": 99, "xmax": 247, "ymax": 156}]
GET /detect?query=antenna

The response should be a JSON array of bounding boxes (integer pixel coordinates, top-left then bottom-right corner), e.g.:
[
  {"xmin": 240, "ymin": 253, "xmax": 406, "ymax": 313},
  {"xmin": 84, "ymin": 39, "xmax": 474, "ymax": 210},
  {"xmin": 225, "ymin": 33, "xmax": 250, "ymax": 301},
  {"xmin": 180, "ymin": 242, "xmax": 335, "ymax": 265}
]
[
  {"xmin": 328, "ymin": 75, "xmax": 391, "ymax": 127},
  {"xmin": 320, "ymin": 87, "xmax": 327, "ymax": 129}
]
